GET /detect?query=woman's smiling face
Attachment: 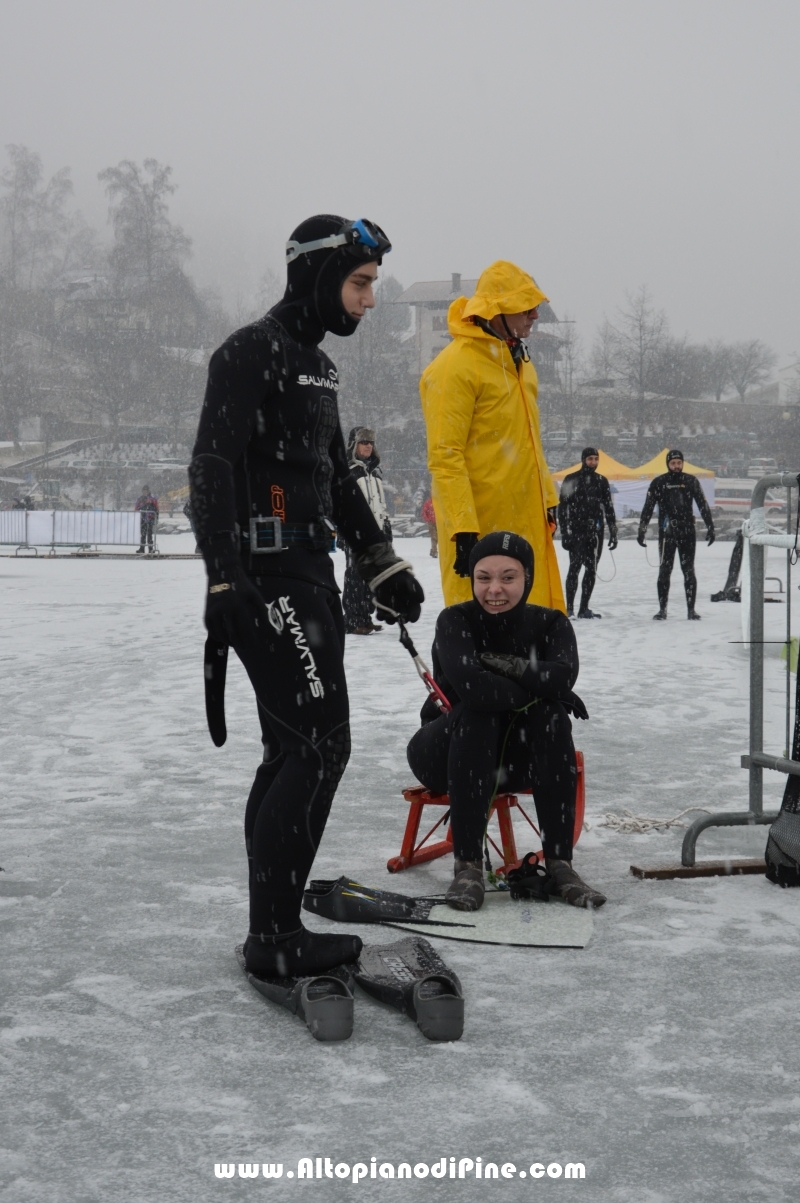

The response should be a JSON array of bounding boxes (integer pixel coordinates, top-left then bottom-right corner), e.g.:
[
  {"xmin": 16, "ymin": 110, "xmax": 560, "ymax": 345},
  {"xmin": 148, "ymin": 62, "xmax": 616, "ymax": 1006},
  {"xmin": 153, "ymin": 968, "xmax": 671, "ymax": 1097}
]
[{"xmin": 472, "ymin": 555, "xmax": 526, "ymax": 614}]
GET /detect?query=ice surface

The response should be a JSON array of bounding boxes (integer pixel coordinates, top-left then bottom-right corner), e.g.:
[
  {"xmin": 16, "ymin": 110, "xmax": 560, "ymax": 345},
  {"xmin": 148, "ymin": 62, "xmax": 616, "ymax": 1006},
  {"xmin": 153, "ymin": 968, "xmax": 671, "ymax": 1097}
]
[{"xmin": 2, "ymin": 538, "xmax": 800, "ymax": 1201}]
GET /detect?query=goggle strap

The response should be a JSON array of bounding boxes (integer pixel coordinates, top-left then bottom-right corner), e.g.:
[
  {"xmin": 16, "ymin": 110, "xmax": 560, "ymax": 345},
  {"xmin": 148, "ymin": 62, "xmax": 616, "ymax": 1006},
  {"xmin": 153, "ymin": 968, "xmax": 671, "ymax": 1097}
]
[
  {"xmin": 285, "ymin": 219, "xmax": 383, "ymax": 263},
  {"xmin": 285, "ymin": 233, "xmax": 348, "ymax": 263}
]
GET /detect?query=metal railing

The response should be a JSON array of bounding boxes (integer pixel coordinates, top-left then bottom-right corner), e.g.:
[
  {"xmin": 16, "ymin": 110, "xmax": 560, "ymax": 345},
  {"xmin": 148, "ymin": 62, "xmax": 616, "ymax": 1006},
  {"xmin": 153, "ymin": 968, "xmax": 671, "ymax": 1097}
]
[
  {"xmin": 0, "ymin": 510, "xmax": 150, "ymax": 554},
  {"xmin": 682, "ymin": 473, "xmax": 799, "ymax": 865}
]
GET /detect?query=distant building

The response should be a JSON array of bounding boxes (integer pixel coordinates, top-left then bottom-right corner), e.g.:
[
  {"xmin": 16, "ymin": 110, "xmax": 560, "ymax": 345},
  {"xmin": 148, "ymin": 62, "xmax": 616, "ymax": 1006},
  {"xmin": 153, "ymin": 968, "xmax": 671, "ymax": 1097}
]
[{"xmin": 394, "ymin": 272, "xmax": 563, "ymax": 380}]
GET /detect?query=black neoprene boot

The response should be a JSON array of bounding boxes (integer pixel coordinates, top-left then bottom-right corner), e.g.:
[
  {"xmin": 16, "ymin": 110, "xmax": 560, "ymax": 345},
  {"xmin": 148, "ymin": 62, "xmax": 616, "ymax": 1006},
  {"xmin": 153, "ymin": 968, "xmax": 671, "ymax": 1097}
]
[
  {"xmin": 653, "ymin": 608, "xmax": 667, "ymax": 621},
  {"xmin": 244, "ymin": 927, "xmax": 363, "ymax": 979},
  {"xmin": 687, "ymin": 609, "xmax": 701, "ymax": 620},
  {"xmin": 445, "ymin": 860, "xmax": 485, "ymax": 912},
  {"xmin": 545, "ymin": 859, "xmax": 607, "ymax": 909}
]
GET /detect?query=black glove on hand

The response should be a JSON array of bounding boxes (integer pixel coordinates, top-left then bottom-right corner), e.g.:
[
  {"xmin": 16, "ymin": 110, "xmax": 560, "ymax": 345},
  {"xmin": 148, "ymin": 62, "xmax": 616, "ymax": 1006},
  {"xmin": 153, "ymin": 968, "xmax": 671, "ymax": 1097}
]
[
  {"xmin": 608, "ymin": 533, "xmax": 618, "ymax": 551},
  {"xmin": 480, "ymin": 652, "xmax": 589, "ymax": 719},
  {"xmin": 561, "ymin": 535, "xmax": 573, "ymax": 552},
  {"xmin": 706, "ymin": 527, "xmax": 716, "ymax": 546},
  {"xmin": 562, "ymin": 691, "xmax": 589, "ymax": 720},
  {"xmin": 480, "ymin": 651, "xmax": 528, "ymax": 683},
  {"xmin": 636, "ymin": 531, "xmax": 647, "ymax": 547},
  {"xmin": 202, "ymin": 534, "xmax": 268, "ymax": 645},
  {"xmin": 454, "ymin": 532, "xmax": 479, "ymax": 577},
  {"xmin": 355, "ymin": 542, "xmax": 424, "ymax": 624}
]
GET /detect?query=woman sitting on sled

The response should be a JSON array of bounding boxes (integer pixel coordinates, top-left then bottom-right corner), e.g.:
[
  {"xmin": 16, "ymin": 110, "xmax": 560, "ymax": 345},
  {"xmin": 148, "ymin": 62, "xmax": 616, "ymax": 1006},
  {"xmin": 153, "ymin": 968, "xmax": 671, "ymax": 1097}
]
[{"xmin": 406, "ymin": 530, "xmax": 606, "ymax": 912}]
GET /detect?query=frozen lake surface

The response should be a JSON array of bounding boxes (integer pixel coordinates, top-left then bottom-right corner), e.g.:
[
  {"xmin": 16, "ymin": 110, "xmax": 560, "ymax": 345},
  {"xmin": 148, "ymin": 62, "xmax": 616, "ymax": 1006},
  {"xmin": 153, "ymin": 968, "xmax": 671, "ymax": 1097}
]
[{"xmin": 2, "ymin": 536, "xmax": 800, "ymax": 1201}]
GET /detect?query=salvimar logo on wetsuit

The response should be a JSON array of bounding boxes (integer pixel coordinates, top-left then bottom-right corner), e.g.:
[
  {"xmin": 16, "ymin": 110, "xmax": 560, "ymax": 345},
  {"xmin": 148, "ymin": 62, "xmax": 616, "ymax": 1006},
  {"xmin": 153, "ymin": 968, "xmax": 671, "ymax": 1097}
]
[
  {"xmin": 297, "ymin": 369, "xmax": 339, "ymax": 391},
  {"xmin": 278, "ymin": 595, "xmax": 325, "ymax": 698}
]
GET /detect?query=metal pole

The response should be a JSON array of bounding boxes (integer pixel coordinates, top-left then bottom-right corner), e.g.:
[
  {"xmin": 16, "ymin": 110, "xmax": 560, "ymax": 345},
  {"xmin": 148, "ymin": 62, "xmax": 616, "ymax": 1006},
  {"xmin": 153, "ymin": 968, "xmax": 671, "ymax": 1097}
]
[
  {"xmin": 750, "ymin": 535, "xmax": 765, "ymax": 816},
  {"xmin": 787, "ymin": 485, "xmax": 792, "ymax": 757}
]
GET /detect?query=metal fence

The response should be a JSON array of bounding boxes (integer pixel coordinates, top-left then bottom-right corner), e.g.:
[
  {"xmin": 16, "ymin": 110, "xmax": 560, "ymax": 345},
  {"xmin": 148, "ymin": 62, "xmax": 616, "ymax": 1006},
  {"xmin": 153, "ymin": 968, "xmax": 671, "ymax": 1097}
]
[
  {"xmin": 0, "ymin": 510, "xmax": 147, "ymax": 554},
  {"xmin": 682, "ymin": 473, "xmax": 799, "ymax": 865}
]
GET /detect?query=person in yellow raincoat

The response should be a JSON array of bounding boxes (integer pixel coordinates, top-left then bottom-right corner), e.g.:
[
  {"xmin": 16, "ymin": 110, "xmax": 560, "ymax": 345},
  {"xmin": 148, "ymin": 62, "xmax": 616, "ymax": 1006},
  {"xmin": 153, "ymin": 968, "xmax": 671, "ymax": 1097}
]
[{"xmin": 420, "ymin": 261, "xmax": 565, "ymax": 612}]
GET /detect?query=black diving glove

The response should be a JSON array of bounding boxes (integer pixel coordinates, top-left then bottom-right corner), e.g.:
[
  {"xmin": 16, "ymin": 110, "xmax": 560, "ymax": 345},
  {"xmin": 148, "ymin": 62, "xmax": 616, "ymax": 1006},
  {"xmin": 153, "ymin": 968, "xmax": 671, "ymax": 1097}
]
[
  {"xmin": 479, "ymin": 652, "xmax": 589, "ymax": 720},
  {"xmin": 608, "ymin": 532, "xmax": 618, "ymax": 551},
  {"xmin": 355, "ymin": 542, "xmax": 424, "ymax": 624},
  {"xmin": 202, "ymin": 534, "xmax": 268, "ymax": 645},
  {"xmin": 706, "ymin": 527, "xmax": 716, "ymax": 546},
  {"xmin": 454, "ymin": 532, "xmax": 479, "ymax": 577},
  {"xmin": 636, "ymin": 530, "xmax": 647, "ymax": 547},
  {"xmin": 480, "ymin": 651, "xmax": 528, "ymax": 683}
]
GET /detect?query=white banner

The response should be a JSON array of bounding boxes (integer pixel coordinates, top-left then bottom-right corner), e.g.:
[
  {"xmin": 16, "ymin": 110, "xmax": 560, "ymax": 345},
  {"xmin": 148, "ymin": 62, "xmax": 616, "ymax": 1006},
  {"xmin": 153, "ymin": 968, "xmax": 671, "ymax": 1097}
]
[
  {"xmin": 609, "ymin": 477, "xmax": 715, "ymax": 520},
  {"xmin": 0, "ymin": 511, "xmax": 144, "ymax": 547}
]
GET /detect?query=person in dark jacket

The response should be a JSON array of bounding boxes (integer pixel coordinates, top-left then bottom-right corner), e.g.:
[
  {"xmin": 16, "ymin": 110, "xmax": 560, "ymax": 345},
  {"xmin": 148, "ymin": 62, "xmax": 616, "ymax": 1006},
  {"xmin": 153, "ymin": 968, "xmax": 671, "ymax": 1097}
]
[
  {"xmin": 558, "ymin": 447, "xmax": 618, "ymax": 618},
  {"xmin": 340, "ymin": 426, "xmax": 392, "ymax": 634},
  {"xmin": 188, "ymin": 214, "xmax": 424, "ymax": 980},
  {"xmin": 406, "ymin": 530, "xmax": 605, "ymax": 913},
  {"xmin": 637, "ymin": 449, "xmax": 715, "ymax": 620},
  {"xmin": 135, "ymin": 486, "xmax": 159, "ymax": 553}
]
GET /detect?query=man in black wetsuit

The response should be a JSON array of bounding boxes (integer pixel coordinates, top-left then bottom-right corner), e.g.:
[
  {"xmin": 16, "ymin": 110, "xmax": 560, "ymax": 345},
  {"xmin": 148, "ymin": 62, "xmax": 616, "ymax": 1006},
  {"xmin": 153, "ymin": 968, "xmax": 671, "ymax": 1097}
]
[
  {"xmin": 406, "ymin": 530, "xmax": 606, "ymax": 912},
  {"xmin": 637, "ymin": 449, "xmax": 715, "ymax": 621},
  {"xmin": 558, "ymin": 447, "xmax": 618, "ymax": 619},
  {"xmin": 188, "ymin": 215, "xmax": 424, "ymax": 980}
]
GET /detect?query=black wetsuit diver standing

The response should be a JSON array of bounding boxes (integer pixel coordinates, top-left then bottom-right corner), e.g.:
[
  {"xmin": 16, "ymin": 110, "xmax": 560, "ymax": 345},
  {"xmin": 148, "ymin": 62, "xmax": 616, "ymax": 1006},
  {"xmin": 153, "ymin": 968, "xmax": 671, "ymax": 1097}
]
[
  {"xmin": 189, "ymin": 215, "xmax": 424, "ymax": 979},
  {"xmin": 637, "ymin": 449, "xmax": 715, "ymax": 620},
  {"xmin": 407, "ymin": 530, "xmax": 606, "ymax": 912},
  {"xmin": 558, "ymin": 447, "xmax": 617, "ymax": 618}
]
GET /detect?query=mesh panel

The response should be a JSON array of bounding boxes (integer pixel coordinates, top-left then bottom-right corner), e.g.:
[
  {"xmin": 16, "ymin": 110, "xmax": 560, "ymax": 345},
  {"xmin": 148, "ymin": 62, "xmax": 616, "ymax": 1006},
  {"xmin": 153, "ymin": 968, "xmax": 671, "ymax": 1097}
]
[{"xmin": 766, "ymin": 812, "xmax": 800, "ymax": 871}]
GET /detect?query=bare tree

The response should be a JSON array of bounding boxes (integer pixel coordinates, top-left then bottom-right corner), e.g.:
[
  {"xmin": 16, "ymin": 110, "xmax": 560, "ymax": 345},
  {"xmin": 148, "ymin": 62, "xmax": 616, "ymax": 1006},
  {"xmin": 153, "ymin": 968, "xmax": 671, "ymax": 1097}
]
[
  {"xmin": 648, "ymin": 336, "xmax": 706, "ymax": 400},
  {"xmin": 589, "ymin": 318, "xmax": 617, "ymax": 384},
  {"xmin": 700, "ymin": 339, "xmax": 731, "ymax": 402},
  {"xmin": 98, "ymin": 159, "xmax": 191, "ymax": 310},
  {"xmin": 551, "ymin": 316, "xmax": 583, "ymax": 445},
  {"xmin": 728, "ymin": 338, "xmax": 777, "ymax": 401},
  {"xmin": 605, "ymin": 287, "xmax": 668, "ymax": 455},
  {"xmin": 0, "ymin": 145, "xmax": 73, "ymax": 290}
]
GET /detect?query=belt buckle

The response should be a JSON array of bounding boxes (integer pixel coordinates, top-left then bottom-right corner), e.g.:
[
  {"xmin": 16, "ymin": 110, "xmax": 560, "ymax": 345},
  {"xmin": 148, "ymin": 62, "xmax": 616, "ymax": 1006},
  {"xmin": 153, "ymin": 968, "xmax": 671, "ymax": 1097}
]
[{"xmin": 249, "ymin": 516, "xmax": 283, "ymax": 554}]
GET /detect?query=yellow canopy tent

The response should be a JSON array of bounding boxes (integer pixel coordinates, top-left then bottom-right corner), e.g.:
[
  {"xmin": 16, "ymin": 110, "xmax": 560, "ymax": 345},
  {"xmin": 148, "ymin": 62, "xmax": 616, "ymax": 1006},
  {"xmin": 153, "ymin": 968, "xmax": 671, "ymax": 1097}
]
[
  {"xmin": 552, "ymin": 450, "xmax": 640, "ymax": 481},
  {"xmin": 631, "ymin": 449, "xmax": 714, "ymax": 478}
]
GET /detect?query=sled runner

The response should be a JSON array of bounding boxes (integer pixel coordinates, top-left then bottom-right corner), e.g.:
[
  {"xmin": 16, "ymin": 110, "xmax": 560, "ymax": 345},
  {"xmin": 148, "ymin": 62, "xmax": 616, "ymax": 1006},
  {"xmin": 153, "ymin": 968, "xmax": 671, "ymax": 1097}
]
[
  {"xmin": 353, "ymin": 936, "xmax": 464, "ymax": 1042},
  {"xmin": 235, "ymin": 945, "xmax": 354, "ymax": 1042}
]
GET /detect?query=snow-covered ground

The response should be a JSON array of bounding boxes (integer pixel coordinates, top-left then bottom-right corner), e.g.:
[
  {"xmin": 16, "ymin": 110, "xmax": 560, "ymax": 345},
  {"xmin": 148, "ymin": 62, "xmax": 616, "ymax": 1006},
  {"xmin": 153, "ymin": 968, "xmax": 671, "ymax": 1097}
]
[{"xmin": 2, "ymin": 536, "xmax": 800, "ymax": 1202}]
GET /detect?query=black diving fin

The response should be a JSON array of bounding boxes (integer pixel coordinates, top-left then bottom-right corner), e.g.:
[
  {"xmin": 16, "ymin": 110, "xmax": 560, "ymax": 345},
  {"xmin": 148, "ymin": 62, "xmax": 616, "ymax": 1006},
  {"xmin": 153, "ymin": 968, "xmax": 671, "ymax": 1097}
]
[
  {"xmin": 354, "ymin": 936, "xmax": 464, "ymax": 1042},
  {"xmin": 303, "ymin": 876, "xmax": 443, "ymax": 924},
  {"xmin": 235, "ymin": 945, "xmax": 354, "ymax": 1042}
]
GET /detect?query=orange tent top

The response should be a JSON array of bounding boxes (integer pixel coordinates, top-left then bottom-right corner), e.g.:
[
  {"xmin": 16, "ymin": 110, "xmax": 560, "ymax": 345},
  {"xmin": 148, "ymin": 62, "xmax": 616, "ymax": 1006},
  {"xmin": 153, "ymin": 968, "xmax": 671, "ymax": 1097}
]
[
  {"xmin": 552, "ymin": 449, "xmax": 640, "ymax": 481},
  {"xmin": 631, "ymin": 449, "xmax": 714, "ymax": 478}
]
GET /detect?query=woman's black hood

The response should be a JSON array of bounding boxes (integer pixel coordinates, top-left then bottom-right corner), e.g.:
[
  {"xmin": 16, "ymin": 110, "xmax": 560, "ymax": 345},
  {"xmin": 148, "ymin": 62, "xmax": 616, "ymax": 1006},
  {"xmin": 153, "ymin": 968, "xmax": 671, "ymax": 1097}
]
[
  {"xmin": 469, "ymin": 530, "xmax": 534, "ymax": 611},
  {"xmin": 269, "ymin": 214, "xmax": 390, "ymax": 346},
  {"xmin": 456, "ymin": 531, "xmax": 536, "ymax": 654}
]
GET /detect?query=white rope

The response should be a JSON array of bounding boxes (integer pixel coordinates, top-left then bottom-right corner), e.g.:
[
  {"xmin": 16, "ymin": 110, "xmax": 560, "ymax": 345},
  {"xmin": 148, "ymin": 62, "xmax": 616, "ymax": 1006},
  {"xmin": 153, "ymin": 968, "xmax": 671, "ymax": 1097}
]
[
  {"xmin": 368, "ymin": 559, "xmax": 414, "ymax": 593},
  {"xmin": 595, "ymin": 546, "xmax": 617, "ymax": 583},
  {"xmin": 591, "ymin": 806, "xmax": 711, "ymax": 834}
]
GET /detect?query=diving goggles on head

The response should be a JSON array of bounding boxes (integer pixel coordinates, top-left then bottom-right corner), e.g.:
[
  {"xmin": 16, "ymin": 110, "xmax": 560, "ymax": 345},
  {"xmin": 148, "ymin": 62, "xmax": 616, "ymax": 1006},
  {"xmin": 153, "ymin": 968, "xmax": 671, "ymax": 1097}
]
[{"xmin": 285, "ymin": 218, "xmax": 391, "ymax": 264}]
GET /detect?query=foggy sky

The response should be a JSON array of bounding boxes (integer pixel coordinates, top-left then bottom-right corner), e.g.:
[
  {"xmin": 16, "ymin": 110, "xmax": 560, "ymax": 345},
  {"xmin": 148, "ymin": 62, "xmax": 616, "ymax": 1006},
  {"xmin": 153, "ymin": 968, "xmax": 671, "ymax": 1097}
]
[{"xmin": 2, "ymin": 0, "xmax": 799, "ymax": 360}]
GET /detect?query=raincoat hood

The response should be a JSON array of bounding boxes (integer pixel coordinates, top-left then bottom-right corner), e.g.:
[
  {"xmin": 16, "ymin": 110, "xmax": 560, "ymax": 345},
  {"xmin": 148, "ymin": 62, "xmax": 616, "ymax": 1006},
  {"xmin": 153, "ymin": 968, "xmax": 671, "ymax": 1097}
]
[{"xmin": 458, "ymin": 260, "xmax": 548, "ymax": 325}]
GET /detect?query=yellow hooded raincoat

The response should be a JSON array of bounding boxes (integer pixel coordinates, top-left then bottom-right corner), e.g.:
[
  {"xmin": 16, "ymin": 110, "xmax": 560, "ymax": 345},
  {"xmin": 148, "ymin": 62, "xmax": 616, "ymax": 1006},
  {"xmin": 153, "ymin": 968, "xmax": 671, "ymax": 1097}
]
[{"xmin": 420, "ymin": 261, "xmax": 565, "ymax": 611}]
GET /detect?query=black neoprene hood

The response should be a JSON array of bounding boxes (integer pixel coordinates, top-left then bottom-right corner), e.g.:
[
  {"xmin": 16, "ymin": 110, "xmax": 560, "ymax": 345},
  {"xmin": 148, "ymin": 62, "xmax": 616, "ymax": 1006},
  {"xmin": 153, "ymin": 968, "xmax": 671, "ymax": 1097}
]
[
  {"xmin": 280, "ymin": 213, "xmax": 390, "ymax": 340},
  {"xmin": 468, "ymin": 530, "xmax": 534, "ymax": 614}
]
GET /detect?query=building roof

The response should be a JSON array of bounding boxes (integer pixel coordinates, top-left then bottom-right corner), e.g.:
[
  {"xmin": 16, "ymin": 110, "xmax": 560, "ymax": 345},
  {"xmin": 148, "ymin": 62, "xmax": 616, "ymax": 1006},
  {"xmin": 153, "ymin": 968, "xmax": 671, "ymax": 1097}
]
[
  {"xmin": 395, "ymin": 279, "xmax": 558, "ymax": 322},
  {"xmin": 395, "ymin": 280, "xmax": 479, "ymax": 304}
]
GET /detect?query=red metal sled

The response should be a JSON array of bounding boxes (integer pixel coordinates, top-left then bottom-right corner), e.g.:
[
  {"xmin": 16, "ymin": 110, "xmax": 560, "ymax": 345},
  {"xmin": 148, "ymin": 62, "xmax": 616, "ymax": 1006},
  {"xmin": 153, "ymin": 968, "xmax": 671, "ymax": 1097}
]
[{"xmin": 387, "ymin": 751, "xmax": 586, "ymax": 876}]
